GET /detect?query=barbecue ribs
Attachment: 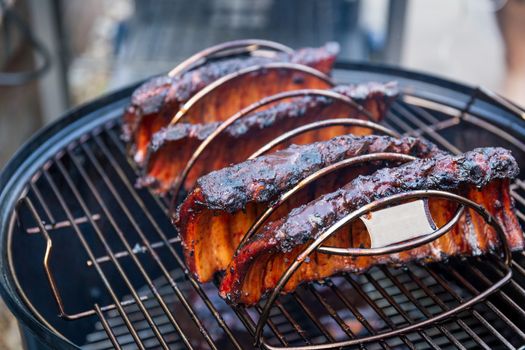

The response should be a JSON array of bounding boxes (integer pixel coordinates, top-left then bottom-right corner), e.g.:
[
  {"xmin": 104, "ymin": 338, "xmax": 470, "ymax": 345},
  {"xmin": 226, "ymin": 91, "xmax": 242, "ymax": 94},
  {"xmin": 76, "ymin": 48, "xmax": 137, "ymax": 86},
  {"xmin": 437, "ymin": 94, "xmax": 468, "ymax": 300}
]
[
  {"xmin": 218, "ymin": 148, "xmax": 523, "ymax": 305},
  {"xmin": 123, "ymin": 43, "xmax": 339, "ymax": 165},
  {"xmin": 141, "ymin": 82, "xmax": 399, "ymax": 193},
  {"xmin": 175, "ymin": 135, "xmax": 443, "ymax": 283}
]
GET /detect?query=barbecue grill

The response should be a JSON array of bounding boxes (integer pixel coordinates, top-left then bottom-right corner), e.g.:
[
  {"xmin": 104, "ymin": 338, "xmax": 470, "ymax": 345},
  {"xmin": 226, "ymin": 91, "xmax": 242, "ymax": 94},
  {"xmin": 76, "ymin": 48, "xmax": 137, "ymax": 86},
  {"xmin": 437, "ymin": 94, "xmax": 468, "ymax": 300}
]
[{"xmin": 1, "ymin": 47, "xmax": 525, "ymax": 349}]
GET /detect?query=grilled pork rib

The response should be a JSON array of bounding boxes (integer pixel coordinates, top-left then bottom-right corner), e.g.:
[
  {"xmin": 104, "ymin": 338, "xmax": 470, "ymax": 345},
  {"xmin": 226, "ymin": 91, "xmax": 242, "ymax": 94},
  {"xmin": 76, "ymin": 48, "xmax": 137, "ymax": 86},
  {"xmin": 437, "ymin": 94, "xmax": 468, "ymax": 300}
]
[
  {"xmin": 141, "ymin": 82, "xmax": 399, "ymax": 193},
  {"xmin": 175, "ymin": 135, "xmax": 443, "ymax": 283},
  {"xmin": 123, "ymin": 43, "xmax": 339, "ymax": 165},
  {"xmin": 219, "ymin": 148, "xmax": 523, "ymax": 305}
]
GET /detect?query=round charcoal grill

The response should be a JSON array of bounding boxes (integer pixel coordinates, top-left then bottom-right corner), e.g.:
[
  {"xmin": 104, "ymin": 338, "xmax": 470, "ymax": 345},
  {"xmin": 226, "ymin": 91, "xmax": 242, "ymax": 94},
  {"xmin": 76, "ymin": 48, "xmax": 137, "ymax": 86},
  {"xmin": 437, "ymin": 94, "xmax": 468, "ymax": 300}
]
[{"xmin": 1, "ymin": 60, "xmax": 525, "ymax": 350}]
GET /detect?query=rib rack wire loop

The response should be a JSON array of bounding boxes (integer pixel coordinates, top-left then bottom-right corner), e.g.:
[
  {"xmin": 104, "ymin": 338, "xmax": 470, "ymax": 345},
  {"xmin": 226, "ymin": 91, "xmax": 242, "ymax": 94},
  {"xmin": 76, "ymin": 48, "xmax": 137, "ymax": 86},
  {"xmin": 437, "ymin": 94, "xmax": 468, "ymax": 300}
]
[{"xmin": 167, "ymin": 39, "xmax": 294, "ymax": 78}]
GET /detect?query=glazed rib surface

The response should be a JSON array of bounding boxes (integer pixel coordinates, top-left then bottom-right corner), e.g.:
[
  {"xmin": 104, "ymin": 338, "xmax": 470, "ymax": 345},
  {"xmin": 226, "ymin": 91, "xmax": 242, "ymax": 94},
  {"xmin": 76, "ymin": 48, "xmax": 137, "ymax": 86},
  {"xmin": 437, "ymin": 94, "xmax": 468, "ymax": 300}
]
[
  {"xmin": 123, "ymin": 43, "xmax": 339, "ymax": 165},
  {"xmin": 175, "ymin": 135, "xmax": 443, "ymax": 283},
  {"xmin": 219, "ymin": 148, "xmax": 523, "ymax": 305},
  {"xmin": 142, "ymin": 82, "xmax": 399, "ymax": 193}
]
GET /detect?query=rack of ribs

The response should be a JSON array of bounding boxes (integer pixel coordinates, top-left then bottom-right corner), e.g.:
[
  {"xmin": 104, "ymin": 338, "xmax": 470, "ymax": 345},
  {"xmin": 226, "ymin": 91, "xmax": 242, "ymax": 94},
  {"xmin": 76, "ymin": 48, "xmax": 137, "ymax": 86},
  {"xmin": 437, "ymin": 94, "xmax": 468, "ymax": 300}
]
[
  {"xmin": 175, "ymin": 134, "xmax": 443, "ymax": 283},
  {"xmin": 141, "ymin": 82, "xmax": 399, "ymax": 194},
  {"xmin": 218, "ymin": 148, "xmax": 523, "ymax": 305},
  {"xmin": 123, "ymin": 43, "xmax": 339, "ymax": 165}
]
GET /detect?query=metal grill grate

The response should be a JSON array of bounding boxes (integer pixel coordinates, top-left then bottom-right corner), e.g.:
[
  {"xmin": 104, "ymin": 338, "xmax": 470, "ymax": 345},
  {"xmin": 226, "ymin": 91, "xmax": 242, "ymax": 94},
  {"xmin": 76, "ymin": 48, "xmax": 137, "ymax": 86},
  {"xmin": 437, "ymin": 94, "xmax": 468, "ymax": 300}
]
[{"xmin": 10, "ymin": 77, "xmax": 525, "ymax": 349}]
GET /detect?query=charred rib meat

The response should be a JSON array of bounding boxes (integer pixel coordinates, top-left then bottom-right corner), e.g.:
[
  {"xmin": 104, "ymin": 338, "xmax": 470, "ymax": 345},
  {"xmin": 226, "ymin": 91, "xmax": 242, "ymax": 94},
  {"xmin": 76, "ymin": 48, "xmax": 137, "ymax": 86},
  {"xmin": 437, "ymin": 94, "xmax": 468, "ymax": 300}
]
[
  {"xmin": 219, "ymin": 148, "xmax": 523, "ymax": 305},
  {"xmin": 123, "ymin": 43, "xmax": 339, "ymax": 165},
  {"xmin": 142, "ymin": 82, "xmax": 399, "ymax": 193},
  {"xmin": 175, "ymin": 135, "xmax": 443, "ymax": 283}
]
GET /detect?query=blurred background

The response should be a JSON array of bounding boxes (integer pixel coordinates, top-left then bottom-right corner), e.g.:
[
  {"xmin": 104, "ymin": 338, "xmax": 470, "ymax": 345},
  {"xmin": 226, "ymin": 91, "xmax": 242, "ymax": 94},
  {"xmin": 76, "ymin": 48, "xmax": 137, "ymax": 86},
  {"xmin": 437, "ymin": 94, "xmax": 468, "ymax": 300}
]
[{"xmin": 0, "ymin": 0, "xmax": 524, "ymax": 348}]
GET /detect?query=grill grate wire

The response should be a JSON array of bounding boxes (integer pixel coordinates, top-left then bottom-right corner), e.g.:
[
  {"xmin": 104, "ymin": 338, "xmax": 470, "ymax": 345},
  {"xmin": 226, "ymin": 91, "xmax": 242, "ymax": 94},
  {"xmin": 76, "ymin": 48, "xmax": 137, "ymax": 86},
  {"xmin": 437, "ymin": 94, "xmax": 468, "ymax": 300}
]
[{"xmin": 12, "ymin": 86, "xmax": 525, "ymax": 349}]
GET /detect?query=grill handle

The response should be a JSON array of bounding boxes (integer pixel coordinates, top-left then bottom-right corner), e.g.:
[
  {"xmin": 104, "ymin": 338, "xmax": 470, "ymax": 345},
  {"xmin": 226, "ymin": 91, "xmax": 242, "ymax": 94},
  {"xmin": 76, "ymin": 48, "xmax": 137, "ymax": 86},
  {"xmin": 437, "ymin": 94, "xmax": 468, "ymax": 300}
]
[
  {"xmin": 21, "ymin": 196, "xmax": 109, "ymax": 321},
  {"xmin": 20, "ymin": 197, "xmax": 86, "ymax": 320}
]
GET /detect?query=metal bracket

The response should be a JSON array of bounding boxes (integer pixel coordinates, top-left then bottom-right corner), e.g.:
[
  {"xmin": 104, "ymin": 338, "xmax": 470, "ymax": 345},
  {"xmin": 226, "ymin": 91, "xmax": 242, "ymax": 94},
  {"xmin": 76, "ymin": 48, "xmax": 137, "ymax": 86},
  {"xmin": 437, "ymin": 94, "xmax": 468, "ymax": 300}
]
[{"xmin": 361, "ymin": 199, "xmax": 436, "ymax": 249}]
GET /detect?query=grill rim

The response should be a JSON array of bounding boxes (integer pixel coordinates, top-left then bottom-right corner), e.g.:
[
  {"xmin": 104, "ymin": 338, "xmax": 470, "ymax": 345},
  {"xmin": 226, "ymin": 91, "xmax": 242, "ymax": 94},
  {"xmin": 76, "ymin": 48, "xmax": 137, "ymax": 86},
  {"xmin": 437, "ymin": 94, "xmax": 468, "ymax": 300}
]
[{"xmin": 1, "ymin": 62, "xmax": 525, "ymax": 349}]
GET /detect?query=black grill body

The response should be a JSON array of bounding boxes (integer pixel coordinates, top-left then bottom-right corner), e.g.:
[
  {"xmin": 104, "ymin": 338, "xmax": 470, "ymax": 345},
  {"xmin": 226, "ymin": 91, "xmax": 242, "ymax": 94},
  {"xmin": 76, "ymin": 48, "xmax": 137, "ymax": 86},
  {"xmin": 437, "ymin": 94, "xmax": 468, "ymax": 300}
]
[{"xmin": 1, "ymin": 63, "xmax": 525, "ymax": 349}]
